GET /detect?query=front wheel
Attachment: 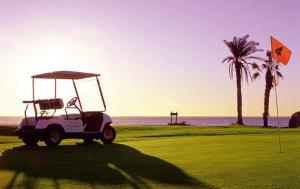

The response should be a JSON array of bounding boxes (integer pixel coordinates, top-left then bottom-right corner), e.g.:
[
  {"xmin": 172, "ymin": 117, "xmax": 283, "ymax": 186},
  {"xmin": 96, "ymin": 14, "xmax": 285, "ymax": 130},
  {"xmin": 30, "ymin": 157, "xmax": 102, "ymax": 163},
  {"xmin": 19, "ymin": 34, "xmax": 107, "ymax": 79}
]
[
  {"xmin": 44, "ymin": 128, "xmax": 63, "ymax": 146},
  {"xmin": 22, "ymin": 136, "xmax": 39, "ymax": 146},
  {"xmin": 100, "ymin": 126, "xmax": 116, "ymax": 144}
]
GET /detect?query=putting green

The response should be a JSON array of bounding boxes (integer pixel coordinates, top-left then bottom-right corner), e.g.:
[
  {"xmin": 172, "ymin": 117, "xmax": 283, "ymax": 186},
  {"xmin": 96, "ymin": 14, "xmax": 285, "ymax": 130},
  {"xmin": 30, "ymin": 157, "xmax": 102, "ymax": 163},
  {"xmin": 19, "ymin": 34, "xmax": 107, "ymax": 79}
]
[{"xmin": 0, "ymin": 126, "xmax": 300, "ymax": 189}]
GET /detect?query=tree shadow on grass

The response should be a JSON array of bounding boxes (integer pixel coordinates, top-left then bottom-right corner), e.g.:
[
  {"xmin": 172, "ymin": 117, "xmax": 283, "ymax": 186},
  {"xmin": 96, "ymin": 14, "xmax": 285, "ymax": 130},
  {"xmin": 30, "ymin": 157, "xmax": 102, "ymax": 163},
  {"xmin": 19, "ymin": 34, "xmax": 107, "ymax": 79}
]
[{"xmin": 0, "ymin": 143, "xmax": 215, "ymax": 189}]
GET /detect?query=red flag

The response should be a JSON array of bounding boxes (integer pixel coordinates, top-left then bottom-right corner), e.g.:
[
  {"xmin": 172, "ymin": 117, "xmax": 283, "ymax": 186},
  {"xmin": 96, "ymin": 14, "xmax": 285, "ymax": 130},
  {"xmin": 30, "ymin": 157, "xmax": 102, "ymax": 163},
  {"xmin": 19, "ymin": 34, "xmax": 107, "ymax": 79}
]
[{"xmin": 271, "ymin": 37, "xmax": 292, "ymax": 65}]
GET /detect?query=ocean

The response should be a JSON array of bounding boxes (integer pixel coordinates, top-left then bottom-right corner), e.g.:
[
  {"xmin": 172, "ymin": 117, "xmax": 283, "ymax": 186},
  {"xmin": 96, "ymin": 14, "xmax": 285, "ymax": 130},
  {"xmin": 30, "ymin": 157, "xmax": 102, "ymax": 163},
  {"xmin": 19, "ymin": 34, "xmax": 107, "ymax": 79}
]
[{"xmin": 0, "ymin": 116, "xmax": 290, "ymax": 127}]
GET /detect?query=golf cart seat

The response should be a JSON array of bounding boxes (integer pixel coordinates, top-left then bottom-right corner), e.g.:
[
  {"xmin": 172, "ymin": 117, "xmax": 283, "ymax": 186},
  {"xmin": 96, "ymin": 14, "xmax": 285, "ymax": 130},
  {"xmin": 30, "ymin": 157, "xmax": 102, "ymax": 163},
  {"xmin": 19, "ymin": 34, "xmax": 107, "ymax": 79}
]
[{"xmin": 38, "ymin": 98, "xmax": 64, "ymax": 110}]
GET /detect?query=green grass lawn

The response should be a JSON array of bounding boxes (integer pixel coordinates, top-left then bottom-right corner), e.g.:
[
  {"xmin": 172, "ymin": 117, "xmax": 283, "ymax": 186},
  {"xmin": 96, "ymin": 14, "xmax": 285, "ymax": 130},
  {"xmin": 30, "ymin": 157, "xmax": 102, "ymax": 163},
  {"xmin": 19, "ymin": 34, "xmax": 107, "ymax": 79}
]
[{"xmin": 0, "ymin": 125, "xmax": 300, "ymax": 189}]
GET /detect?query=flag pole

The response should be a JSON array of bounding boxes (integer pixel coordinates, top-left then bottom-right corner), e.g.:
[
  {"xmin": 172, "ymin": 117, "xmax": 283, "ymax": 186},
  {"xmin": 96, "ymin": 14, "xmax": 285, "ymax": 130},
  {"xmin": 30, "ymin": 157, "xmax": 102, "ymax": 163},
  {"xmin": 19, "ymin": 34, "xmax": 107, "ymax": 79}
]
[
  {"xmin": 270, "ymin": 36, "xmax": 282, "ymax": 153},
  {"xmin": 273, "ymin": 66, "xmax": 282, "ymax": 153}
]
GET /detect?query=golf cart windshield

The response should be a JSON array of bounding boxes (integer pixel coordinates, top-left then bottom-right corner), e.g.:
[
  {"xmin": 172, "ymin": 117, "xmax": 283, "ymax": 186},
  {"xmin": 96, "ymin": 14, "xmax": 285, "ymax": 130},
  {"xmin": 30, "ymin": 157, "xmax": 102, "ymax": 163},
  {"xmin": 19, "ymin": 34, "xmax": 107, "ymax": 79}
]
[{"xmin": 24, "ymin": 71, "xmax": 106, "ymax": 119}]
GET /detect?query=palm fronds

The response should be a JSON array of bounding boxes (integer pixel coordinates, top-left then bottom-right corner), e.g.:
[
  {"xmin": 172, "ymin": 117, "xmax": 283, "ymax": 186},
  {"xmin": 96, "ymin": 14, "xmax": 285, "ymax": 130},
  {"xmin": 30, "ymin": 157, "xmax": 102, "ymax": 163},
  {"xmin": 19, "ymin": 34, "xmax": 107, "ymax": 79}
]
[
  {"xmin": 262, "ymin": 50, "xmax": 284, "ymax": 81},
  {"xmin": 223, "ymin": 34, "xmax": 263, "ymax": 82}
]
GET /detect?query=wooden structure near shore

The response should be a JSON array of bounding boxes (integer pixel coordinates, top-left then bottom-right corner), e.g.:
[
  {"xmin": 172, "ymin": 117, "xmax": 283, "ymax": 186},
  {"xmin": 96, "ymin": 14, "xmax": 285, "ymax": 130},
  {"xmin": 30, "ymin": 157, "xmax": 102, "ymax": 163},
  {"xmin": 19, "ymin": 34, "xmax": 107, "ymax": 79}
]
[
  {"xmin": 169, "ymin": 112, "xmax": 178, "ymax": 125},
  {"xmin": 168, "ymin": 112, "xmax": 188, "ymax": 125}
]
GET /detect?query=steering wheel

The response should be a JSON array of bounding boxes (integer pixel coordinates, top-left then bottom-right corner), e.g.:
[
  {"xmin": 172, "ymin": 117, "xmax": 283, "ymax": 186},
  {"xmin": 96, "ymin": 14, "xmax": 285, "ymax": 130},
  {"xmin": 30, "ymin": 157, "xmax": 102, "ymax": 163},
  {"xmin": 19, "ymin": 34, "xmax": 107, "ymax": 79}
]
[
  {"xmin": 67, "ymin": 97, "xmax": 78, "ymax": 107},
  {"xmin": 40, "ymin": 110, "xmax": 49, "ymax": 117}
]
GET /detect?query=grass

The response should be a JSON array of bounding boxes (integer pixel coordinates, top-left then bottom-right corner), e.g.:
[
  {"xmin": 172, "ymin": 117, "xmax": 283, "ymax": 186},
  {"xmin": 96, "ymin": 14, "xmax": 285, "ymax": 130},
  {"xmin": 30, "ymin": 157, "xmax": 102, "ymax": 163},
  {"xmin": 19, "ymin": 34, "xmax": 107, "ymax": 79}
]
[{"xmin": 0, "ymin": 125, "xmax": 300, "ymax": 189}]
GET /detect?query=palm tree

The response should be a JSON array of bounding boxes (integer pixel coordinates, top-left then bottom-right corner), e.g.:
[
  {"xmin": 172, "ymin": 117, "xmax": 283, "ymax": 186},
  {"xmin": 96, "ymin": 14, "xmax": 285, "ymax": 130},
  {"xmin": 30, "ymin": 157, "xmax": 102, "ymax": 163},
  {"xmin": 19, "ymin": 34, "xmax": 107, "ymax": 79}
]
[
  {"xmin": 223, "ymin": 35, "xmax": 263, "ymax": 125},
  {"xmin": 253, "ymin": 50, "xmax": 283, "ymax": 127}
]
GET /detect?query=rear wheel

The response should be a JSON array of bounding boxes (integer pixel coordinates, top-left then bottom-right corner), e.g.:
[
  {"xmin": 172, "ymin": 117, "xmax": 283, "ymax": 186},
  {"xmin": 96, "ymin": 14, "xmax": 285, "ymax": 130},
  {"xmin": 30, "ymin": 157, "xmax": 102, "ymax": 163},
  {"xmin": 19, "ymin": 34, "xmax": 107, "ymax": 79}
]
[
  {"xmin": 22, "ymin": 136, "xmax": 39, "ymax": 146},
  {"xmin": 100, "ymin": 126, "xmax": 116, "ymax": 144},
  {"xmin": 44, "ymin": 128, "xmax": 63, "ymax": 146}
]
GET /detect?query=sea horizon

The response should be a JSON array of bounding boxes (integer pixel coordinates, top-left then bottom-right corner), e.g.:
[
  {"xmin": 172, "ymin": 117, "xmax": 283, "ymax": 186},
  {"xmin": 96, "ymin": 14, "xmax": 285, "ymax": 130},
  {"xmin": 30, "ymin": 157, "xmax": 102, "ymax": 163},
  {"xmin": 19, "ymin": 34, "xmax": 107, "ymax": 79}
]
[{"xmin": 0, "ymin": 115, "xmax": 291, "ymax": 127}]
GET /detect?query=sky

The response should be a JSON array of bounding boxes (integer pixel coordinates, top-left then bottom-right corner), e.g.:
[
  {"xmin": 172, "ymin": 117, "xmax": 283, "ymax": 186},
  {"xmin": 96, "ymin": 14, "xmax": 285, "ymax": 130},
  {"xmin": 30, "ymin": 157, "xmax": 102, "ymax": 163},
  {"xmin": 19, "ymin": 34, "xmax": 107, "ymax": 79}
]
[{"xmin": 0, "ymin": 0, "xmax": 300, "ymax": 117}]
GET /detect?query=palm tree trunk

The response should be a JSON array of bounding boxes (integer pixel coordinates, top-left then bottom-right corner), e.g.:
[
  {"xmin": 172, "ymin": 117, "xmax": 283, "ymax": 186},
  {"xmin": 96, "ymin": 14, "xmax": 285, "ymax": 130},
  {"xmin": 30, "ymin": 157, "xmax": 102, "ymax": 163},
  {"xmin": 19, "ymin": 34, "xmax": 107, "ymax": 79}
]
[
  {"xmin": 235, "ymin": 62, "xmax": 243, "ymax": 125},
  {"xmin": 263, "ymin": 70, "xmax": 273, "ymax": 127}
]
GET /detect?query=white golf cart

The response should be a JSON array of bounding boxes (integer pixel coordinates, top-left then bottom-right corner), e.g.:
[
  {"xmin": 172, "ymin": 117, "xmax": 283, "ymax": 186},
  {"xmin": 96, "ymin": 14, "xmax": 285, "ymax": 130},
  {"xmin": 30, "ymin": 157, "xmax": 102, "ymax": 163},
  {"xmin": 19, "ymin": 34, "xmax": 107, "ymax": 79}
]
[{"xmin": 16, "ymin": 71, "xmax": 116, "ymax": 146}]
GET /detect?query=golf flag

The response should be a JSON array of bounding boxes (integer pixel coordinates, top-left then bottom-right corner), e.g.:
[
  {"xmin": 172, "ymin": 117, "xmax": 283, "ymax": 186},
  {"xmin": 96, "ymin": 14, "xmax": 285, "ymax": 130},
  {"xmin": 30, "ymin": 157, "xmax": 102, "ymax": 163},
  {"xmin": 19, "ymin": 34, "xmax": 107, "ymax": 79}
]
[{"xmin": 271, "ymin": 36, "xmax": 292, "ymax": 65}]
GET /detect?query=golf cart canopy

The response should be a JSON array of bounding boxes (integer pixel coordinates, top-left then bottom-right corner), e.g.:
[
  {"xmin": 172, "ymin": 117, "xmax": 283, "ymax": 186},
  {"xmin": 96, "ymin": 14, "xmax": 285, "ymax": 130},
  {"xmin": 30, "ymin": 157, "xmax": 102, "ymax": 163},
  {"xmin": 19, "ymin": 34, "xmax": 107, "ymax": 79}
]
[
  {"xmin": 26, "ymin": 70, "xmax": 106, "ymax": 119},
  {"xmin": 32, "ymin": 71, "xmax": 100, "ymax": 80}
]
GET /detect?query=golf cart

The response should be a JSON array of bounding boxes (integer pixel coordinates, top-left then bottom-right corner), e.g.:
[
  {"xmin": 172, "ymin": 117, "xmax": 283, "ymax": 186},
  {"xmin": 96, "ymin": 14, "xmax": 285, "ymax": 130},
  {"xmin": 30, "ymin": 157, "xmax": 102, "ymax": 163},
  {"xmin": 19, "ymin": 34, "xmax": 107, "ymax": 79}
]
[{"xmin": 15, "ymin": 71, "xmax": 116, "ymax": 146}]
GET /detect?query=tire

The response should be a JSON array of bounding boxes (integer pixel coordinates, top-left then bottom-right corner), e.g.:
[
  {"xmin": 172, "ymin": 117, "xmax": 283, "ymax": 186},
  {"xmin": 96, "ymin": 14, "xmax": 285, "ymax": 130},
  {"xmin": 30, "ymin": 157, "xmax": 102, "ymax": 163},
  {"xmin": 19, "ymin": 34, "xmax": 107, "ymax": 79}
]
[
  {"xmin": 100, "ymin": 126, "xmax": 116, "ymax": 144},
  {"xmin": 22, "ymin": 136, "xmax": 39, "ymax": 146},
  {"xmin": 44, "ymin": 128, "xmax": 63, "ymax": 146}
]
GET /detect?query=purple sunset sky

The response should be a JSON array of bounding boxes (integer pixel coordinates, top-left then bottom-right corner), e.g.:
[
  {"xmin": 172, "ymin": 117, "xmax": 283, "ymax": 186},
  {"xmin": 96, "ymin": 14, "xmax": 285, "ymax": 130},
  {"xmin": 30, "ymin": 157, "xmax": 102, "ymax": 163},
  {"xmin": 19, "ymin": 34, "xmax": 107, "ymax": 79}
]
[{"xmin": 0, "ymin": 0, "xmax": 299, "ymax": 116}]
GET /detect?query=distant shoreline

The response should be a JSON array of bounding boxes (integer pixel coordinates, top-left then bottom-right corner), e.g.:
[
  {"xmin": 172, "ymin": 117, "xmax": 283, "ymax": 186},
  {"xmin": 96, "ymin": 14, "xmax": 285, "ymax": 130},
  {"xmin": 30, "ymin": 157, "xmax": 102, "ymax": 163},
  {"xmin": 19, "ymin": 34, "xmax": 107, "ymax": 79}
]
[
  {"xmin": 0, "ymin": 116, "xmax": 291, "ymax": 118},
  {"xmin": 0, "ymin": 116, "xmax": 291, "ymax": 127}
]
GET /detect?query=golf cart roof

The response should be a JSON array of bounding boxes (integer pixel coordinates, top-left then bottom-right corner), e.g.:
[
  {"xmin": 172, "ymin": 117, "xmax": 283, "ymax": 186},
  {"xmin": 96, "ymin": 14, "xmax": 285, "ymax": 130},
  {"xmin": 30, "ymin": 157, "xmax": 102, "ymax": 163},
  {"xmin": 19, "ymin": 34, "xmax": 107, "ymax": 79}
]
[{"xmin": 32, "ymin": 71, "xmax": 100, "ymax": 80}]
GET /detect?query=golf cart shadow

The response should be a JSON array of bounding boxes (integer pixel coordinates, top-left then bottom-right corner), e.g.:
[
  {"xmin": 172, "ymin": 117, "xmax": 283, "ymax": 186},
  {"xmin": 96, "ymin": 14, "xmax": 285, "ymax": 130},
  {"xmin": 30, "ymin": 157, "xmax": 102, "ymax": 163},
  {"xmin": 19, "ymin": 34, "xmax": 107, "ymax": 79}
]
[{"xmin": 0, "ymin": 143, "xmax": 215, "ymax": 189}]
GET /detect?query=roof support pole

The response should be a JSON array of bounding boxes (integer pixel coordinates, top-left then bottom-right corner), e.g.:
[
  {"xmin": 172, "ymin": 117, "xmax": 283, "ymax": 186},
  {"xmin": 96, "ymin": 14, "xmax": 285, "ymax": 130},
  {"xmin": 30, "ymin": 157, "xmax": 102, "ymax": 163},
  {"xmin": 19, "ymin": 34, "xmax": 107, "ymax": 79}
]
[
  {"xmin": 54, "ymin": 78, "xmax": 57, "ymax": 99},
  {"xmin": 32, "ymin": 78, "xmax": 37, "ymax": 119},
  {"xmin": 96, "ymin": 76, "xmax": 106, "ymax": 112},
  {"xmin": 52, "ymin": 78, "xmax": 57, "ymax": 116},
  {"xmin": 72, "ymin": 79, "xmax": 83, "ymax": 111},
  {"xmin": 32, "ymin": 78, "xmax": 35, "ymax": 101}
]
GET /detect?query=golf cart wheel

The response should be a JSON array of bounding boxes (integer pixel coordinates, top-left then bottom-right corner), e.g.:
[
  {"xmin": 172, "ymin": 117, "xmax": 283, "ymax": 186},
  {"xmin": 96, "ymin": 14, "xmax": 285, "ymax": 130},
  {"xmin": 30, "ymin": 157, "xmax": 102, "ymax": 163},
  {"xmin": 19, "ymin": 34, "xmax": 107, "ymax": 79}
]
[
  {"xmin": 44, "ymin": 128, "xmax": 63, "ymax": 146},
  {"xmin": 101, "ymin": 126, "xmax": 116, "ymax": 144},
  {"xmin": 22, "ymin": 136, "xmax": 39, "ymax": 146}
]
